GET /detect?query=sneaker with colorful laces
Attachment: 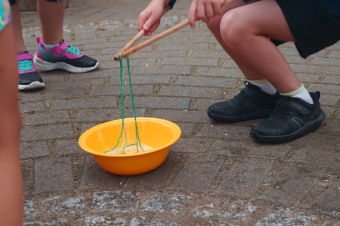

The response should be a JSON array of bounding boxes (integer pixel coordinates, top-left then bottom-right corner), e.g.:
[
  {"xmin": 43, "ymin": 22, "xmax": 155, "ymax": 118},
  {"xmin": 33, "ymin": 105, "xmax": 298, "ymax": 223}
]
[
  {"xmin": 33, "ymin": 36, "xmax": 99, "ymax": 73},
  {"xmin": 18, "ymin": 51, "xmax": 45, "ymax": 91}
]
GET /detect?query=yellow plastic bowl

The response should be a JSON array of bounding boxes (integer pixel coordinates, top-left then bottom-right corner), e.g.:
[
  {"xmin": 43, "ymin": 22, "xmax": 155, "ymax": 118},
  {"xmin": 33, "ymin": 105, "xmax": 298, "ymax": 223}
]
[{"xmin": 78, "ymin": 117, "xmax": 181, "ymax": 175}]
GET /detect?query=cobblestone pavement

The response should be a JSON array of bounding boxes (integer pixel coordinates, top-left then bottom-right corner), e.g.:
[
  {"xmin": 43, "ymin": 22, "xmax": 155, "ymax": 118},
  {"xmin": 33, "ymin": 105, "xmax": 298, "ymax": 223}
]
[{"xmin": 19, "ymin": 0, "xmax": 340, "ymax": 225}]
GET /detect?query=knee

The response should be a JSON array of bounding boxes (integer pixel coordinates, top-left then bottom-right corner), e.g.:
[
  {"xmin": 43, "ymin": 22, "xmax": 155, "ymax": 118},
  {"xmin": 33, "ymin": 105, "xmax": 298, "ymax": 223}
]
[{"xmin": 220, "ymin": 10, "xmax": 251, "ymax": 48}]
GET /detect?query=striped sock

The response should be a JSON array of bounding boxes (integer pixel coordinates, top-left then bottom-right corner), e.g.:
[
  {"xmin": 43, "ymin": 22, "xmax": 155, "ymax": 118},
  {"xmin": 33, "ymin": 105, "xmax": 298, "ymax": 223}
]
[
  {"xmin": 280, "ymin": 84, "xmax": 314, "ymax": 104},
  {"xmin": 248, "ymin": 79, "xmax": 277, "ymax": 95}
]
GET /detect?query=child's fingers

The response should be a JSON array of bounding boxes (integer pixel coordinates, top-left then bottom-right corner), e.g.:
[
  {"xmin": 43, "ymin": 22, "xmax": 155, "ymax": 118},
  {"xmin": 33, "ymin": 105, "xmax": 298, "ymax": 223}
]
[
  {"xmin": 204, "ymin": 2, "xmax": 215, "ymax": 20},
  {"xmin": 197, "ymin": 1, "xmax": 207, "ymax": 22},
  {"xmin": 137, "ymin": 11, "xmax": 149, "ymax": 31},
  {"xmin": 213, "ymin": 0, "xmax": 222, "ymax": 15},
  {"xmin": 188, "ymin": 0, "xmax": 198, "ymax": 29}
]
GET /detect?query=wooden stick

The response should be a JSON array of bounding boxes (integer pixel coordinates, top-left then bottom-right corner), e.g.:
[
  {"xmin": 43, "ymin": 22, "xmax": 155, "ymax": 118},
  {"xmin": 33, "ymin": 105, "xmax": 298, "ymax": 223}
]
[
  {"xmin": 114, "ymin": 0, "xmax": 235, "ymax": 61},
  {"xmin": 115, "ymin": 19, "xmax": 189, "ymax": 60},
  {"xmin": 114, "ymin": 6, "xmax": 171, "ymax": 61}
]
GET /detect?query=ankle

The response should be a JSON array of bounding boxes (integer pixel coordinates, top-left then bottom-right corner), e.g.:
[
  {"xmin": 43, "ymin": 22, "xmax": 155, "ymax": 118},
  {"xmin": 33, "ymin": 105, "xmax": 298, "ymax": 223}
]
[
  {"xmin": 280, "ymin": 84, "xmax": 314, "ymax": 104},
  {"xmin": 248, "ymin": 79, "xmax": 277, "ymax": 95}
]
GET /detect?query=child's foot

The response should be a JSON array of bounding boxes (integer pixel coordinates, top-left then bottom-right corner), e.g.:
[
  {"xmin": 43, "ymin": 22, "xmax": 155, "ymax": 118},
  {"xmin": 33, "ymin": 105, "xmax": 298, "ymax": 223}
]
[
  {"xmin": 18, "ymin": 51, "xmax": 45, "ymax": 91},
  {"xmin": 208, "ymin": 81, "xmax": 280, "ymax": 123},
  {"xmin": 250, "ymin": 92, "xmax": 325, "ymax": 143},
  {"xmin": 33, "ymin": 37, "xmax": 99, "ymax": 73}
]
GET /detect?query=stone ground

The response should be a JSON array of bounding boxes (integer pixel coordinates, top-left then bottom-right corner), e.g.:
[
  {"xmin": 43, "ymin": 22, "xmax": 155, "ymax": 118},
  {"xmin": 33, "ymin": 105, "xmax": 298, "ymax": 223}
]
[{"xmin": 19, "ymin": 0, "xmax": 339, "ymax": 225}]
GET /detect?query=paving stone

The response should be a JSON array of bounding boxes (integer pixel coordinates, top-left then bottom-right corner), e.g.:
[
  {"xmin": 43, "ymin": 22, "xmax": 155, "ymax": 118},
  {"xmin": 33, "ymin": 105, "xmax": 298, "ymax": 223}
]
[
  {"xmin": 82, "ymin": 216, "xmax": 126, "ymax": 226},
  {"xmin": 291, "ymin": 132, "xmax": 340, "ymax": 150},
  {"xmin": 157, "ymin": 43, "xmax": 210, "ymax": 51},
  {"xmin": 158, "ymin": 86, "xmax": 222, "ymax": 99},
  {"xmin": 20, "ymin": 141, "xmax": 50, "ymax": 159},
  {"xmin": 42, "ymin": 196, "xmax": 87, "ymax": 215},
  {"xmin": 130, "ymin": 66, "xmax": 191, "ymax": 76},
  {"xmin": 124, "ymin": 152, "xmax": 186, "ymax": 189},
  {"xmin": 295, "ymin": 73, "xmax": 321, "ymax": 83},
  {"xmin": 319, "ymin": 94, "xmax": 340, "ymax": 106},
  {"xmin": 175, "ymin": 75, "xmax": 238, "ymax": 88},
  {"xmin": 35, "ymin": 157, "xmax": 74, "ymax": 193},
  {"xmin": 91, "ymin": 191, "xmax": 139, "ymax": 213},
  {"xmin": 22, "ymin": 111, "xmax": 71, "ymax": 126},
  {"xmin": 321, "ymin": 75, "xmax": 340, "ymax": 85},
  {"xmin": 152, "ymin": 110, "xmax": 209, "ymax": 123},
  {"xmin": 307, "ymin": 180, "xmax": 340, "ymax": 214},
  {"xmin": 45, "ymin": 79, "xmax": 102, "ymax": 90},
  {"xmin": 136, "ymin": 50, "xmax": 187, "ymax": 58},
  {"xmin": 215, "ymin": 159, "xmax": 273, "ymax": 197},
  {"xmin": 195, "ymin": 67, "xmax": 244, "ymax": 79},
  {"xmin": 175, "ymin": 122, "xmax": 195, "ymax": 137},
  {"xmin": 290, "ymin": 64, "xmax": 339, "ymax": 75},
  {"xmin": 197, "ymin": 124, "xmax": 252, "ymax": 140},
  {"xmin": 258, "ymin": 165, "xmax": 325, "ymax": 205},
  {"xmin": 208, "ymin": 140, "xmax": 290, "ymax": 160},
  {"xmin": 110, "ymin": 75, "xmax": 171, "ymax": 87},
  {"xmin": 55, "ymin": 139, "xmax": 84, "ymax": 155},
  {"xmin": 309, "ymin": 83, "xmax": 340, "ymax": 95},
  {"xmin": 89, "ymin": 85, "xmax": 154, "ymax": 97},
  {"xmin": 80, "ymin": 155, "xmax": 124, "ymax": 190},
  {"xmin": 192, "ymin": 98, "xmax": 223, "ymax": 111},
  {"xmin": 50, "ymin": 97, "xmax": 117, "ymax": 110},
  {"xmin": 255, "ymin": 209, "xmax": 318, "ymax": 225},
  {"xmin": 19, "ymin": 89, "xmax": 85, "ymax": 102},
  {"xmin": 139, "ymin": 194, "xmax": 191, "ymax": 215},
  {"xmin": 289, "ymin": 148, "xmax": 340, "ymax": 170},
  {"xmin": 24, "ymin": 201, "xmax": 38, "ymax": 220},
  {"xmin": 169, "ymin": 155, "xmax": 224, "ymax": 194},
  {"xmin": 132, "ymin": 97, "xmax": 190, "ymax": 109},
  {"xmin": 75, "ymin": 108, "xmax": 145, "ymax": 122},
  {"xmin": 130, "ymin": 216, "xmax": 179, "ymax": 226},
  {"xmin": 24, "ymin": 218, "xmax": 68, "ymax": 226},
  {"xmin": 161, "ymin": 57, "xmax": 219, "ymax": 67},
  {"xmin": 20, "ymin": 101, "xmax": 45, "ymax": 113},
  {"xmin": 171, "ymin": 138, "xmax": 209, "ymax": 153},
  {"xmin": 191, "ymin": 50, "xmax": 230, "ymax": 59},
  {"xmin": 21, "ymin": 124, "xmax": 75, "ymax": 142}
]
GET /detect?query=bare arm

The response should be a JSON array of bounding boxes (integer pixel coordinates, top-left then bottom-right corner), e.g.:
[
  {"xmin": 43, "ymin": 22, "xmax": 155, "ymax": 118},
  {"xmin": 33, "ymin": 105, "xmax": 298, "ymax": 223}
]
[{"xmin": 0, "ymin": 20, "xmax": 23, "ymax": 226}]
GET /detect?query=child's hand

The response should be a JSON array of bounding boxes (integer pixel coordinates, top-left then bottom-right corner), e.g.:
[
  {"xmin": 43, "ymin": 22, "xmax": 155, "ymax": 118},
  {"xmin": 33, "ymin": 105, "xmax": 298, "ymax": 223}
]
[
  {"xmin": 188, "ymin": 0, "xmax": 225, "ymax": 29},
  {"xmin": 138, "ymin": 0, "xmax": 166, "ymax": 36}
]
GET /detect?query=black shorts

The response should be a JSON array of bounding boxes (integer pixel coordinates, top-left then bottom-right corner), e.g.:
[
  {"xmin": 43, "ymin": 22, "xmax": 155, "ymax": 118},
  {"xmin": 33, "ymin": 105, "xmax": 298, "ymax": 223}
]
[
  {"xmin": 275, "ymin": 0, "xmax": 340, "ymax": 58},
  {"xmin": 244, "ymin": 0, "xmax": 340, "ymax": 58},
  {"xmin": 9, "ymin": 0, "xmax": 63, "ymax": 5}
]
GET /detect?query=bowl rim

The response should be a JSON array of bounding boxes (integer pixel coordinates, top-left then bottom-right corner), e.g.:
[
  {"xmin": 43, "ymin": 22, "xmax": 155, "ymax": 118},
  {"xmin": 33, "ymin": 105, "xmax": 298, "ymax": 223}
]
[{"xmin": 78, "ymin": 117, "xmax": 181, "ymax": 157}]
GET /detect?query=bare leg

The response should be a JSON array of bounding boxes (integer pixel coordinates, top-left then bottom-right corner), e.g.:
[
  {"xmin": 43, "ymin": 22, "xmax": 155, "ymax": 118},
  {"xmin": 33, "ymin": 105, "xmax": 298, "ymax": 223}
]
[
  {"xmin": 10, "ymin": 2, "xmax": 26, "ymax": 53},
  {"xmin": 206, "ymin": 0, "xmax": 300, "ymax": 93},
  {"xmin": 37, "ymin": 0, "xmax": 67, "ymax": 44},
  {"xmin": 0, "ymin": 22, "xmax": 24, "ymax": 226},
  {"xmin": 221, "ymin": 0, "xmax": 299, "ymax": 92}
]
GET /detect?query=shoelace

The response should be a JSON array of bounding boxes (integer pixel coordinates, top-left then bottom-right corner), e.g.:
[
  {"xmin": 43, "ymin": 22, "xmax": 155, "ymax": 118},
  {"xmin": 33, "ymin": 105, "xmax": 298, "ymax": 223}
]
[
  {"xmin": 65, "ymin": 45, "xmax": 82, "ymax": 56},
  {"xmin": 18, "ymin": 60, "xmax": 34, "ymax": 73}
]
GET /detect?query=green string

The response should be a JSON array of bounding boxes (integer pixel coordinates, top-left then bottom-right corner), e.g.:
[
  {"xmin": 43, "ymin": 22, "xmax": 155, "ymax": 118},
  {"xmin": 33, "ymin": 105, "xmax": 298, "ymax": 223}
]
[{"xmin": 105, "ymin": 53, "xmax": 144, "ymax": 154}]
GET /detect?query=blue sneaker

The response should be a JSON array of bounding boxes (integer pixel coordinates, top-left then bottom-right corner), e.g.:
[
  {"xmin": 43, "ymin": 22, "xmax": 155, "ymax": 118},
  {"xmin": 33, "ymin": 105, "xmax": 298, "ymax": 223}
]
[
  {"xmin": 18, "ymin": 51, "xmax": 45, "ymax": 90},
  {"xmin": 33, "ymin": 36, "xmax": 99, "ymax": 73}
]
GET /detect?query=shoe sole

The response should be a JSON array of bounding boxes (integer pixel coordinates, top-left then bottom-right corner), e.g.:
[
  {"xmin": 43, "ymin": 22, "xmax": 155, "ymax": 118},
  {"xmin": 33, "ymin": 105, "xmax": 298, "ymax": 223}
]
[
  {"xmin": 18, "ymin": 81, "xmax": 45, "ymax": 91},
  {"xmin": 207, "ymin": 108, "xmax": 273, "ymax": 123},
  {"xmin": 34, "ymin": 56, "xmax": 99, "ymax": 73},
  {"xmin": 250, "ymin": 110, "xmax": 325, "ymax": 143}
]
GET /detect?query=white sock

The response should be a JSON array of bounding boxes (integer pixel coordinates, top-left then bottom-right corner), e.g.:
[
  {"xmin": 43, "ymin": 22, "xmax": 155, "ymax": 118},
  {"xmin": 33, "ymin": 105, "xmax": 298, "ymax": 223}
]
[
  {"xmin": 42, "ymin": 42, "xmax": 59, "ymax": 49},
  {"xmin": 248, "ymin": 79, "xmax": 277, "ymax": 95},
  {"xmin": 280, "ymin": 84, "xmax": 314, "ymax": 104}
]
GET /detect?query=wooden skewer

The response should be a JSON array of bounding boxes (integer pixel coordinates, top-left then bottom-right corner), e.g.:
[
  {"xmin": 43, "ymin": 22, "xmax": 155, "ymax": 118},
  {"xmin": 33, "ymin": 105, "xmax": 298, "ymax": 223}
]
[
  {"xmin": 114, "ymin": 19, "xmax": 189, "ymax": 60},
  {"xmin": 114, "ymin": 0, "xmax": 235, "ymax": 61},
  {"xmin": 114, "ymin": 6, "xmax": 171, "ymax": 61}
]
